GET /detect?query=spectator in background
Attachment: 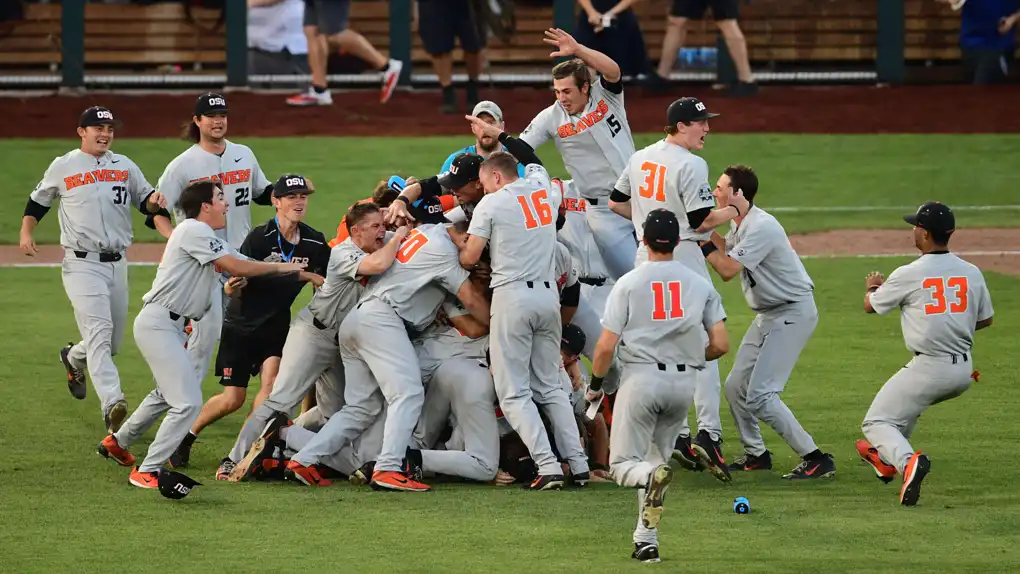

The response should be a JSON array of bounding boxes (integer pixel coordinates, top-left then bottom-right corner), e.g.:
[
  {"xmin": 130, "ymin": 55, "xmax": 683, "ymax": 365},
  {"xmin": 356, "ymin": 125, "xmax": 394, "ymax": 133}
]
[
  {"xmin": 417, "ymin": 0, "xmax": 487, "ymax": 114},
  {"xmin": 939, "ymin": 0, "xmax": 1019, "ymax": 84},
  {"xmin": 647, "ymin": 0, "xmax": 757, "ymax": 97},
  {"xmin": 248, "ymin": 0, "xmax": 309, "ymax": 80},
  {"xmin": 575, "ymin": 0, "xmax": 651, "ymax": 80}
]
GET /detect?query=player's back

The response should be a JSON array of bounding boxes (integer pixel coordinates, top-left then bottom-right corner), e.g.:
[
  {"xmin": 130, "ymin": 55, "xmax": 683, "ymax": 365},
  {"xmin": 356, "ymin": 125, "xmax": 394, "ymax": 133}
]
[
  {"xmin": 606, "ymin": 260, "xmax": 725, "ymax": 369},
  {"xmin": 362, "ymin": 223, "xmax": 470, "ymax": 332},
  {"xmin": 625, "ymin": 140, "xmax": 713, "ymax": 243}
]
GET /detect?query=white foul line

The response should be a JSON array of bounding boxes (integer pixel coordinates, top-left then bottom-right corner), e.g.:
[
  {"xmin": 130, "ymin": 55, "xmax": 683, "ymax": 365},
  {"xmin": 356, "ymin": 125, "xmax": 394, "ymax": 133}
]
[{"xmin": 769, "ymin": 205, "xmax": 1020, "ymax": 213}]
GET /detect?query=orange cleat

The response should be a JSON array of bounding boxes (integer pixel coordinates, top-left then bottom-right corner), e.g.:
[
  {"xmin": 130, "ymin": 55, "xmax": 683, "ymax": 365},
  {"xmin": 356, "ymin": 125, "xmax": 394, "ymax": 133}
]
[
  {"xmin": 285, "ymin": 460, "xmax": 332, "ymax": 487},
  {"xmin": 900, "ymin": 451, "xmax": 931, "ymax": 506},
  {"xmin": 97, "ymin": 434, "xmax": 135, "ymax": 467},
  {"xmin": 856, "ymin": 440, "xmax": 897, "ymax": 484},
  {"xmin": 129, "ymin": 467, "xmax": 159, "ymax": 489},
  {"xmin": 371, "ymin": 470, "xmax": 430, "ymax": 492}
]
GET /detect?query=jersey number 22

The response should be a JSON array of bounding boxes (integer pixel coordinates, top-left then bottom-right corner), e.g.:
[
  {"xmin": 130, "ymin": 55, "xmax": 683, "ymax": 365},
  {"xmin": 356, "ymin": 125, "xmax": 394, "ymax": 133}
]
[{"xmin": 651, "ymin": 280, "xmax": 684, "ymax": 320}]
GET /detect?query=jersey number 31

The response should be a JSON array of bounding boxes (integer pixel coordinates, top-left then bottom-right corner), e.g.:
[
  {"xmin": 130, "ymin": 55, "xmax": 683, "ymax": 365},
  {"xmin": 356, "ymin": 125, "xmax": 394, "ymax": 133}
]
[
  {"xmin": 923, "ymin": 276, "xmax": 968, "ymax": 315},
  {"xmin": 651, "ymin": 280, "xmax": 684, "ymax": 320}
]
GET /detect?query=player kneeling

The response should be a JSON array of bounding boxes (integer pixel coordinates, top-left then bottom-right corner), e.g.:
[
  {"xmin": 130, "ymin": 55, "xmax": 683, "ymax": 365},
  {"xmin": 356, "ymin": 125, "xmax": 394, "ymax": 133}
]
[{"xmin": 586, "ymin": 209, "xmax": 729, "ymax": 563}]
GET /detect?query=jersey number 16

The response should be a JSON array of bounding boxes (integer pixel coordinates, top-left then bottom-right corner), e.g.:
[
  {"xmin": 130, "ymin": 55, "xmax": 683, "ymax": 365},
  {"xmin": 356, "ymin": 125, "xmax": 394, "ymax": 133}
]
[
  {"xmin": 517, "ymin": 189, "xmax": 553, "ymax": 230},
  {"xmin": 651, "ymin": 280, "xmax": 684, "ymax": 320}
]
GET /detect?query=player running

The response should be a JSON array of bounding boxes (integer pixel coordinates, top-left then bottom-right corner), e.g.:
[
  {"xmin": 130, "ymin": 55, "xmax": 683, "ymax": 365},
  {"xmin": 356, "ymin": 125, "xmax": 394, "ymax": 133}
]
[
  {"xmin": 587, "ymin": 208, "xmax": 729, "ymax": 563},
  {"xmin": 701, "ymin": 165, "xmax": 835, "ymax": 480},
  {"xmin": 21, "ymin": 106, "xmax": 164, "ymax": 433},
  {"xmin": 859, "ymin": 201, "xmax": 993, "ymax": 506},
  {"xmin": 519, "ymin": 28, "xmax": 637, "ymax": 281}
]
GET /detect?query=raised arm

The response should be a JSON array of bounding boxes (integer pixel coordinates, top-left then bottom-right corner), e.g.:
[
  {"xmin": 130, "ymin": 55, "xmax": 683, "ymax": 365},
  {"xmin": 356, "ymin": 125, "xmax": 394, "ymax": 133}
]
[{"xmin": 543, "ymin": 28, "xmax": 621, "ymax": 83}]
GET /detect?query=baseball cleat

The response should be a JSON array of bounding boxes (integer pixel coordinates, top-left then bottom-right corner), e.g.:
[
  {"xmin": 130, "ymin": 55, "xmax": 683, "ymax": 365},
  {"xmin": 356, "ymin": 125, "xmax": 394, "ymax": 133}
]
[
  {"xmin": 284, "ymin": 460, "xmax": 333, "ymax": 487},
  {"xmin": 782, "ymin": 453, "xmax": 836, "ymax": 480},
  {"xmin": 349, "ymin": 461, "xmax": 376, "ymax": 486},
  {"xmin": 631, "ymin": 542, "xmax": 660, "ymax": 563},
  {"xmin": 403, "ymin": 447, "xmax": 424, "ymax": 482},
  {"xmin": 524, "ymin": 474, "xmax": 564, "ymax": 491},
  {"xmin": 641, "ymin": 464, "xmax": 673, "ymax": 529},
  {"xmin": 128, "ymin": 467, "xmax": 159, "ymax": 489},
  {"xmin": 371, "ymin": 470, "xmax": 431, "ymax": 492},
  {"xmin": 104, "ymin": 400, "xmax": 128, "ymax": 434},
  {"xmin": 856, "ymin": 440, "xmax": 896, "ymax": 484},
  {"xmin": 254, "ymin": 458, "xmax": 286, "ymax": 481},
  {"xmin": 380, "ymin": 59, "xmax": 402, "ymax": 103},
  {"xmin": 286, "ymin": 88, "xmax": 332, "ymax": 107},
  {"xmin": 228, "ymin": 413, "xmax": 289, "ymax": 482},
  {"xmin": 729, "ymin": 450, "xmax": 773, "ymax": 472},
  {"xmin": 215, "ymin": 458, "xmax": 236, "ymax": 481},
  {"xmin": 671, "ymin": 435, "xmax": 706, "ymax": 472},
  {"xmin": 571, "ymin": 471, "xmax": 590, "ymax": 487},
  {"xmin": 691, "ymin": 430, "xmax": 731, "ymax": 483},
  {"xmin": 59, "ymin": 343, "xmax": 86, "ymax": 400},
  {"xmin": 900, "ymin": 451, "xmax": 930, "ymax": 506},
  {"xmin": 97, "ymin": 434, "xmax": 135, "ymax": 467}
]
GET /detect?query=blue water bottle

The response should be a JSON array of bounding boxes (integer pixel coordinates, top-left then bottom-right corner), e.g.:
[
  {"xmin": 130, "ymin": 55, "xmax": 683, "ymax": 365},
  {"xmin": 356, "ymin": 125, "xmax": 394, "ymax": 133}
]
[
  {"xmin": 733, "ymin": 496, "xmax": 751, "ymax": 514},
  {"xmin": 387, "ymin": 175, "xmax": 406, "ymax": 194}
]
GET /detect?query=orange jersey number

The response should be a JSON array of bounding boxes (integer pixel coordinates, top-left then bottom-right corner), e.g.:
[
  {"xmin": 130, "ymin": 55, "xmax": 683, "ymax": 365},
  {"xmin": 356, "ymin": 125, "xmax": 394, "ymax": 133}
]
[
  {"xmin": 651, "ymin": 280, "xmax": 684, "ymax": 320},
  {"xmin": 922, "ymin": 276, "xmax": 968, "ymax": 315},
  {"xmin": 516, "ymin": 189, "xmax": 554, "ymax": 229},
  {"xmin": 638, "ymin": 161, "xmax": 667, "ymax": 202},
  {"xmin": 396, "ymin": 229, "xmax": 429, "ymax": 263}
]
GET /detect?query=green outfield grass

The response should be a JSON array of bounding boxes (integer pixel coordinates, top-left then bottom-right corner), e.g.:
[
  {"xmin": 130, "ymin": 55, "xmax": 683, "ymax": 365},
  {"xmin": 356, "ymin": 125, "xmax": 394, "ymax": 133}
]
[
  {"xmin": 5, "ymin": 134, "xmax": 1020, "ymax": 245},
  {"xmin": 1, "ymin": 258, "xmax": 1018, "ymax": 572}
]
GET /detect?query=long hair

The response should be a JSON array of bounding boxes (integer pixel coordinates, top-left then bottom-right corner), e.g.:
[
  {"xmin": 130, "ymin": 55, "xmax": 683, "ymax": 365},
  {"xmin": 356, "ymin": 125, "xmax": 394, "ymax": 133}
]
[{"xmin": 181, "ymin": 117, "xmax": 200, "ymax": 143}]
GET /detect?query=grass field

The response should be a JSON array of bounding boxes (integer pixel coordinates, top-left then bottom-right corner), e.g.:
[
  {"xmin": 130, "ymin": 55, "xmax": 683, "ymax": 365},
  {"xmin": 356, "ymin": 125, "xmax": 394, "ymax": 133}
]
[
  {"xmin": 5, "ymin": 133, "xmax": 1020, "ymax": 245},
  {"xmin": 2, "ymin": 132, "xmax": 1019, "ymax": 572}
]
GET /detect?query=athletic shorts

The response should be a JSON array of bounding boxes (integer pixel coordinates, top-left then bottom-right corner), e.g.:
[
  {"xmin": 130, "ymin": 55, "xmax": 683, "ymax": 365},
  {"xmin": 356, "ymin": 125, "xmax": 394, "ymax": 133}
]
[
  {"xmin": 670, "ymin": 0, "xmax": 739, "ymax": 20},
  {"xmin": 304, "ymin": 0, "xmax": 350, "ymax": 36},
  {"xmin": 418, "ymin": 0, "xmax": 486, "ymax": 56},
  {"xmin": 215, "ymin": 313, "xmax": 290, "ymax": 389}
]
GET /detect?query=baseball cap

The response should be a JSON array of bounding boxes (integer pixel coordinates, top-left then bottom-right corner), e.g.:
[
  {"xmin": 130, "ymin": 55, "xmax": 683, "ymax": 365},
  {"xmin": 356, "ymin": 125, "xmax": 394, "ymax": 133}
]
[
  {"xmin": 79, "ymin": 106, "xmax": 121, "ymax": 128},
  {"xmin": 195, "ymin": 92, "xmax": 229, "ymax": 116},
  {"xmin": 410, "ymin": 195, "xmax": 449, "ymax": 225},
  {"xmin": 560, "ymin": 324, "xmax": 586, "ymax": 357},
  {"xmin": 157, "ymin": 468, "xmax": 202, "ymax": 500},
  {"xmin": 903, "ymin": 201, "xmax": 955, "ymax": 233},
  {"xmin": 667, "ymin": 97, "xmax": 719, "ymax": 125},
  {"xmin": 438, "ymin": 153, "xmax": 483, "ymax": 190},
  {"xmin": 471, "ymin": 100, "xmax": 504, "ymax": 124},
  {"xmin": 273, "ymin": 173, "xmax": 314, "ymax": 197},
  {"xmin": 643, "ymin": 208, "xmax": 681, "ymax": 248}
]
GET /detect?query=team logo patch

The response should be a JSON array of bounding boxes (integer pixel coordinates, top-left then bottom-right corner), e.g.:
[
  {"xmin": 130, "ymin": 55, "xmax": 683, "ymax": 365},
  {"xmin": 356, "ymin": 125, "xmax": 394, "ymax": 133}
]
[
  {"xmin": 222, "ymin": 368, "xmax": 232, "ymax": 378},
  {"xmin": 698, "ymin": 183, "xmax": 713, "ymax": 202},
  {"xmin": 210, "ymin": 239, "xmax": 224, "ymax": 254},
  {"xmin": 736, "ymin": 248, "xmax": 746, "ymax": 257}
]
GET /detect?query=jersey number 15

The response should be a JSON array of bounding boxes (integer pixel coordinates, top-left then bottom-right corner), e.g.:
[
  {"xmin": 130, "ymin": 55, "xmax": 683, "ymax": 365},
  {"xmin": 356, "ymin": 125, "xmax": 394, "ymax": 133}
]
[
  {"xmin": 517, "ymin": 189, "xmax": 553, "ymax": 230},
  {"xmin": 923, "ymin": 276, "xmax": 968, "ymax": 315},
  {"xmin": 651, "ymin": 280, "xmax": 684, "ymax": 320}
]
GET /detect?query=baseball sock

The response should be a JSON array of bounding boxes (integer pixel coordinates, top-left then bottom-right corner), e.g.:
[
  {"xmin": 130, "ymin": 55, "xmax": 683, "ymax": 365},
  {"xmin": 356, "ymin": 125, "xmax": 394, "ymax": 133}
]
[
  {"xmin": 442, "ymin": 85, "xmax": 455, "ymax": 105},
  {"xmin": 313, "ymin": 85, "xmax": 327, "ymax": 94},
  {"xmin": 378, "ymin": 61, "xmax": 390, "ymax": 72},
  {"xmin": 181, "ymin": 431, "xmax": 198, "ymax": 447},
  {"xmin": 466, "ymin": 80, "xmax": 479, "ymax": 104}
]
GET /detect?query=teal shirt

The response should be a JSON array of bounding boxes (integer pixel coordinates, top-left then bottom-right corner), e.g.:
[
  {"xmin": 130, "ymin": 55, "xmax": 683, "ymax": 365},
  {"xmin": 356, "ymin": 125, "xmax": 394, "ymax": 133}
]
[{"xmin": 441, "ymin": 144, "xmax": 526, "ymax": 177}]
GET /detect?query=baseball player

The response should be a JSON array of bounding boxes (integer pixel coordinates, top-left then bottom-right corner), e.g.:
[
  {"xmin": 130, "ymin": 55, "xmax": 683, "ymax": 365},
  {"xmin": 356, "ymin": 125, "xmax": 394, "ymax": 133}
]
[
  {"xmin": 460, "ymin": 151, "xmax": 591, "ymax": 490},
  {"xmin": 859, "ymin": 201, "xmax": 993, "ymax": 506},
  {"xmin": 95, "ymin": 181, "xmax": 305, "ymax": 489},
  {"xmin": 519, "ymin": 28, "xmax": 637, "ymax": 281},
  {"xmin": 20, "ymin": 106, "xmax": 164, "ymax": 433},
  {"xmin": 701, "ymin": 165, "xmax": 835, "ymax": 479},
  {"xmin": 326, "ymin": 176, "xmax": 457, "ymax": 247},
  {"xmin": 554, "ymin": 177, "xmax": 613, "ymax": 316},
  {"xmin": 587, "ymin": 208, "xmax": 729, "ymax": 564},
  {"xmin": 150, "ymin": 93, "xmax": 274, "ymax": 389},
  {"xmin": 610, "ymin": 97, "xmax": 748, "ymax": 480},
  {"xmin": 168, "ymin": 174, "xmax": 330, "ymax": 468},
  {"xmin": 282, "ymin": 210, "xmax": 490, "ymax": 491},
  {"xmin": 223, "ymin": 201, "xmax": 407, "ymax": 481},
  {"xmin": 441, "ymin": 101, "xmax": 525, "ymax": 177}
]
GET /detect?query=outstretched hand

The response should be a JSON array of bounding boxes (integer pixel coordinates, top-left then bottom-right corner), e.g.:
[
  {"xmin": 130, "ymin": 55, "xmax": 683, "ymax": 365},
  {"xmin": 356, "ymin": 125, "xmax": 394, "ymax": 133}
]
[
  {"xmin": 543, "ymin": 28, "xmax": 581, "ymax": 58},
  {"xmin": 464, "ymin": 115, "xmax": 503, "ymax": 140}
]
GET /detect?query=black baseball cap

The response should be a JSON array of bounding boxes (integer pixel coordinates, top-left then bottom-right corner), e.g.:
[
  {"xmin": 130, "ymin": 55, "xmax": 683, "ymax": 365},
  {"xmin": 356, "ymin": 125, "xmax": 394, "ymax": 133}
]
[
  {"xmin": 410, "ymin": 195, "xmax": 449, "ymax": 224},
  {"xmin": 273, "ymin": 173, "xmax": 314, "ymax": 197},
  {"xmin": 667, "ymin": 97, "xmax": 719, "ymax": 125},
  {"xmin": 157, "ymin": 468, "xmax": 202, "ymax": 500},
  {"xmin": 561, "ymin": 324, "xmax": 586, "ymax": 357},
  {"xmin": 79, "ymin": 106, "xmax": 121, "ymax": 128},
  {"xmin": 195, "ymin": 92, "xmax": 229, "ymax": 116},
  {"xmin": 903, "ymin": 201, "xmax": 955, "ymax": 233},
  {"xmin": 643, "ymin": 208, "xmax": 681, "ymax": 248},
  {"xmin": 438, "ymin": 153, "xmax": 483, "ymax": 189}
]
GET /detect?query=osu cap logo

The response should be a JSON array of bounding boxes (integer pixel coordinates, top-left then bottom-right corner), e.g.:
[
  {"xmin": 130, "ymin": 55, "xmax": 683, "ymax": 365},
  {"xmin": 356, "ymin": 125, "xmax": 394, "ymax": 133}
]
[
  {"xmin": 285, "ymin": 177, "xmax": 305, "ymax": 187},
  {"xmin": 96, "ymin": 110, "xmax": 114, "ymax": 120},
  {"xmin": 208, "ymin": 96, "xmax": 226, "ymax": 107}
]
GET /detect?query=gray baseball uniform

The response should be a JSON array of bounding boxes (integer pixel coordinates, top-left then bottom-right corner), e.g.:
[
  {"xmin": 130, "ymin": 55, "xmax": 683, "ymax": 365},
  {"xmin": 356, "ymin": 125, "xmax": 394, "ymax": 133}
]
[
  {"xmin": 292, "ymin": 224, "xmax": 470, "ymax": 474},
  {"xmin": 616, "ymin": 139, "xmax": 723, "ymax": 442},
  {"xmin": 156, "ymin": 141, "xmax": 271, "ymax": 386},
  {"xmin": 722, "ymin": 206, "xmax": 821, "ymax": 458},
  {"xmin": 113, "ymin": 218, "xmax": 230, "ymax": 472},
  {"xmin": 283, "ymin": 407, "xmax": 387, "ymax": 476},
  {"xmin": 863, "ymin": 252, "xmax": 993, "ymax": 473},
  {"xmin": 554, "ymin": 178, "xmax": 614, "ymax": 315},
  {"xmin": 521, "ymin": 77, "xmax": 637, "ymax": 280},
  {"xmin": 469, "ymin": 164, "xmax": 589, "ymax": 478},
  {"xmin": 602, "ymin": 259, "xmax": 725, "ymax": 546},
  {"xmin": 227, "ymin": 239, "xmax": 366, "ymax": 464},
  {"xmin": 30, "ymin": 149, "xmax": 155, "ymax": 416}
]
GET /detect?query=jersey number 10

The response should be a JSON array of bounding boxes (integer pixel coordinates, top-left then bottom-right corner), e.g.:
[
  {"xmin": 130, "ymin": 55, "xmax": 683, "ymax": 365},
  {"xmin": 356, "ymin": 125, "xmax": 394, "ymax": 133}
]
[
  {"xmin": 396, "ymin": 229, "xmax": 429, "ymax": 263},
  {"xmin": 651, "ymin": 280, "xmax": 684, "ymax": 320},
  {"xmin": 516, "ymin": 189, "xmax": 553, "ymax": 229},
  {"xmin": 923, "ymin": 276, "xmax": 968, "ymax": 315}
]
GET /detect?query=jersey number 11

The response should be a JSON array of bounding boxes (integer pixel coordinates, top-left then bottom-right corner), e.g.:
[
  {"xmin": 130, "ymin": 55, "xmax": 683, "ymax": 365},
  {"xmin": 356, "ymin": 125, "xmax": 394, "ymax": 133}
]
[{"xmin": 651, "ymin": 280, "xmax": 684, "ymax": 320}]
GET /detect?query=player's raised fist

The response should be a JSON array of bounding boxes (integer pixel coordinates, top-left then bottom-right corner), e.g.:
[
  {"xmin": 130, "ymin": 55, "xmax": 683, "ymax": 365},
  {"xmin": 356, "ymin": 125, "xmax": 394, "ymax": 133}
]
[{"xmin": 543, "ymin": 28, "xmax": 580, "ymax": 58}]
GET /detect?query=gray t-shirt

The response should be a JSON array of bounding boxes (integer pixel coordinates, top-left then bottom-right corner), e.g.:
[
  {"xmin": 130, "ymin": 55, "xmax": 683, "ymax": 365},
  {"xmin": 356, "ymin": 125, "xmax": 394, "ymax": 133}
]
[
  {"xmin": 869, "ymin": 252, "xmax": 993, "ymax": 356},
  {"xmin": 724, "ymin": 206, "xmax": 814, "ymax": 312},
  {"xmin": 142, "ymin": 218, "xmax": 230, "ymax": 320},
  {"xmin": 30, "ymin": 149, "xmax": 154, "ymax": 253},
  {"xmin": 602, "ymin": 260, "xmax": 726, "ymax": 369},
  {"xmin": 307, "ymin": 239, "xmax": 368, "ymax": 330}
]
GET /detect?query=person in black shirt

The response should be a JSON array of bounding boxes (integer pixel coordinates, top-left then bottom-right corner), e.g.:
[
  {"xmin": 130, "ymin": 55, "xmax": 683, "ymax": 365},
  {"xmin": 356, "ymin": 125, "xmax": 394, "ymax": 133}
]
[{"xmin": 169, "ymin": 174, "xmax": 330, "ymax": 468}]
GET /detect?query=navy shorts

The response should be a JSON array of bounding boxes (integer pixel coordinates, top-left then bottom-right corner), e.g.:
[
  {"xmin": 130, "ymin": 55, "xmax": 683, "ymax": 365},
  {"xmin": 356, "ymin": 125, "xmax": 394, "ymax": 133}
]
[
  {"xmin": 418, "ymin": 0, "xmax": 486, "ymax": 56},
  {"xmin": 671, "ymin": 0, "xmax": 739, "ymax": 20},
  {"xmin": 304, "ymin": 0, "xmax": 350, "ymax": 35}
]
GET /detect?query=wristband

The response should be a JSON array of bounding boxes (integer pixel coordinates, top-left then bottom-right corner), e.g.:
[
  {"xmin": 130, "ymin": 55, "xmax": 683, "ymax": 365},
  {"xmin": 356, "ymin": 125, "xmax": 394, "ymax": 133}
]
[
  {"xmin": 395, "ymin": 195, "xmax": 410, "ymax": 206},
  {"xmin": 590, "ymin": 375, "xmax": 604, "ymax": 392},
  {"xmin": 730, "ymin": 204, "xmax": 741, "ymax": 218},
  {"xmin": 700, "ymin": 241, "xmax": 718, "ymax": 258}
]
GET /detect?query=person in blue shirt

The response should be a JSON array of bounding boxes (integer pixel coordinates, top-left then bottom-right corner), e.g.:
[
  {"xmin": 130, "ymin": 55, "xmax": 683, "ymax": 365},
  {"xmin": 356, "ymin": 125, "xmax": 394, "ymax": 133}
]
[
  {"xmin": 441, "ymin": 100, "xmax": 526, "ymax": 178},
  {"xmin": 941, "ymin": 0, "xmax": 1020, "ymax": 84}
]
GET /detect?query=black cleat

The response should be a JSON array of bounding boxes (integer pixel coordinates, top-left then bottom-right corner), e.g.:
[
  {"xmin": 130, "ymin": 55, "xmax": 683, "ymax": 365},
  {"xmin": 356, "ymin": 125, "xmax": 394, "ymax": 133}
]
[
  {"xmin": 349, "ymin": 460, "xmax": 376, "ymax": 486},
  {"xmin": 900, "ymin": 452, "xmax": 930, "ymax": 506},
  {"xmin": 571, "ymin": 471, "xmax": 590, "ymax": 487},
  {"xmin": 729, "ymin": 450, "xmax": 773, "ymax": 472},
  {"xmin": 403, "ymin": 448, "xmax": 424, "ymax": 482},
  {"xmin": 59, "ymin": 343, "xmax": 87, "ymax": 400},
  {"xmin": 782, "ymin": 452, "xmax": 836, "ymax": 480},
  {"xmin": 691, "ymin": 430, "xmax": 732, "ymax": 483},
  {"xmin": 524, "ymin": 474, "xmax": 564, "ymax": 491},
  {"xmin": 228, "ymin": 412, "xmax": 289, "ymax": 482},
  {"xmin": 671, "ymin": 435, "xmax": 705, "ymax": 472},
  {"xmin": 631, "ymin": 542, "xmax": 660, "ymax": 563},
  {"xmin": 104, "ymin": 400, "xmax": 128, "ymax": 435}
]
